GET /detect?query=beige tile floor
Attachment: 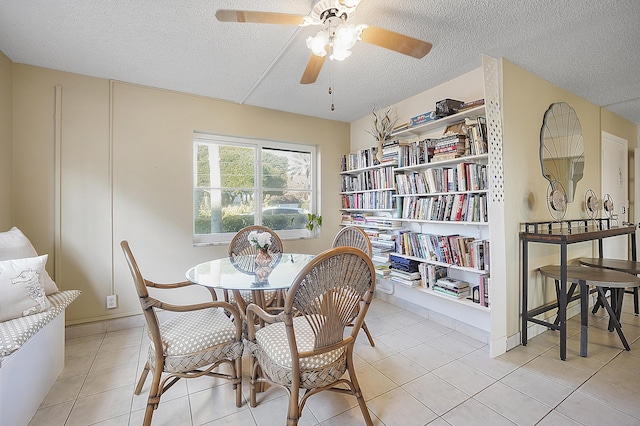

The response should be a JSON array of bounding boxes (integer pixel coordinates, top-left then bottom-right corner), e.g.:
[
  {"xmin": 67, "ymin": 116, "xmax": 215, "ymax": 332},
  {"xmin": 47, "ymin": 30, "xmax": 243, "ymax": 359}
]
[{"xmin": 29, "ymin": 295, "xmax": 640, "ymax": 426}]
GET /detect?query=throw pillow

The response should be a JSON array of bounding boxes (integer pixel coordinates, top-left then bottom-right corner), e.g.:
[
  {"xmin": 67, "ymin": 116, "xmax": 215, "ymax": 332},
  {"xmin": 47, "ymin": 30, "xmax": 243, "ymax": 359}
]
[
  {"xmin": 0, "ymin": 255, "xmax": 51, "ymax": 322},
  {"xmin": 0, "ymin": 227, "xmax": 59, "ymax": 295}
]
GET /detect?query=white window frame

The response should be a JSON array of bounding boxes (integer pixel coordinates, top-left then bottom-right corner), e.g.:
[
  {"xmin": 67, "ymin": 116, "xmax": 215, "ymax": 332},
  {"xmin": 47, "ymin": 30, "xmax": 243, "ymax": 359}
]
[{"xmin": 193, "ymin": 132, "xmax": 318, "ymax": 245}]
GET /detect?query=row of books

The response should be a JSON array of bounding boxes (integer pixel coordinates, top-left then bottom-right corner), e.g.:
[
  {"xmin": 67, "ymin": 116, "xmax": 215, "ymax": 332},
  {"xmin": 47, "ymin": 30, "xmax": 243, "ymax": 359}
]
[
  {"xmin": 400, "ymin": 193, "xmax": 488, "ymax": 223},
  {"xmin": 340, "ymin": 166, "xmax": 395, "ymax": 192},
  {"xmin": 379, "ymin": 139, "xmax": 410, "ymax": 164},
  {"xmin": 431, "ymin": 135, "xmax": 466, "ymax": 162},
  {"xmin": 433, "ymin": 277, "xmax": 470, "ymax": 299},
  {"xmin": 465, "ymin": 116, "xmax": 488, "ymax": 156},
  {"xmin": 341, "ymin": 191, "xmax": 396, "ymax": 210},
  {"xmin": 340, "ymin": 147, "xmax": 380, "ymax": 171},
  {"xmin": 392, "ymin": 259, "xmax": 490, "ymax": 306},
  {"xmin": 395, "ymin": 162, "xmax": 488, "ymax": 195},
  {"xmin": 339, "ymin": 213, "xmax": 402, "ymax": 229},
  {"xmin": 394, "ymin": 232, "xmax": 490, "ymax": 271},
  {"xmin": 396, "ymin": 138, "xmax": 434, "ymax": 167}
]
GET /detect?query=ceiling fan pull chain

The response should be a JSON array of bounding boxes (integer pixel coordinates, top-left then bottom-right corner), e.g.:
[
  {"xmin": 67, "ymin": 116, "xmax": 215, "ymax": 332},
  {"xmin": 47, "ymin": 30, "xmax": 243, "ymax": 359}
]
[{"xmin": 329, "ymin": 57, "xmax": 335, "ymax": 111}]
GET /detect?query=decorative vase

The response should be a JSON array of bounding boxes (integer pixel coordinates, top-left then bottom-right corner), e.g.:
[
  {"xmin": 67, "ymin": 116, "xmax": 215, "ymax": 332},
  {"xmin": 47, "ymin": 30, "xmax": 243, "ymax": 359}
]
[{"xmin": 255, "ymin": 248, "xmax": 272, "ymax": 282}]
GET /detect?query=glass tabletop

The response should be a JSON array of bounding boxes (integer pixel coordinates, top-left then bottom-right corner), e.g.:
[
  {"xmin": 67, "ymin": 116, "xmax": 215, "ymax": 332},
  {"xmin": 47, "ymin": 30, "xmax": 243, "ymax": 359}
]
[{"xmin": 186, "ymin": 253, "xmax": 316, "ymax": 291}]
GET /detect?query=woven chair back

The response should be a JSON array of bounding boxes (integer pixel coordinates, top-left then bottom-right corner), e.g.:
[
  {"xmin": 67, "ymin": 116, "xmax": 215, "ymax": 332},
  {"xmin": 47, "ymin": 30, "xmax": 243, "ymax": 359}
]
[
  {"xmin": 332, "ymin": 226, "xmax": 372, "ymax": 257},
  {"xmin": 284, "ymin": 246, "xmax": 375, "ymax": 351},
  {"xmin": 120, "ymin": 241, "xmax": 164, "ymax": 353},
  {"xmin": 228, "ymin": 225, "xmax": 284, "ymax": 273}
]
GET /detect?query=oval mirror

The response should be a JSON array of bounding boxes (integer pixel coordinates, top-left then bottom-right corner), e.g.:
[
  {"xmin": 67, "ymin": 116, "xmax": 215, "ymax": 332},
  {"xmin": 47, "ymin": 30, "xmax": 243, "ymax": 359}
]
[{"xmin": 539, "ymin": 102, "xmax": 584, "ymax": 203}]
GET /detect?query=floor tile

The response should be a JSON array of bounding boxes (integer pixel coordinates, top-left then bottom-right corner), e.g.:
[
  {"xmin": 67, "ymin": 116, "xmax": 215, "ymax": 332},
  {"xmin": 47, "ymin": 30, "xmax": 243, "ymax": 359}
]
[
  {"xmin": 578, "ymin": 377, "xmax": 640, "ymax": 419},
  {"xmin": 367, "ymin": 387, "xmax": 437, "ymax": 426},
  {"xmin": 401, "ymin": 321, "xmax": 447, "ymax": 343},
  {"xmin": 28, "ymin": 401, "xmax": 73, "ymax": 426},
  {"xmin": 129, "ymin": 395, "xmax": 192, "ymax": 426},
  {"xmin": 202, "ymin": 410, "xmax": 257, "ymax": 426},
  {"xmin": 459, "ymin": 348, "xmax": 519, "ymax": 379},
  {"xmin": 499, "ymin": 367, "xmax": 573, "ymax": 407},
  {"xmin": 433, "ymin": 360, "xmax": 496, "ymax": 395},
  {"xmin": 375, "ymin": 329, "xmax": 423, "ymax": 351},
  {"xmin": 521, "ymin": 355, "xmax": 591, "ymax": 389},
  {"xmin": 189, "ymin": 383, "xmax": 248, "ymax": 425},
  {"xmin": 442, "ymin": 398, "xmax": 515, "ymax": 426},
  {"xmin": 65, "ymin": 386, "xmax": 133, "ymax": 426},
  {"xmin": 402, "ymin": 372, "xmax": 470, "ymax": 416},
  {"xmin": 31, "ymin": 297, "xmax": 640, "ymax": 426},
  {"xmin": 371, "ymin": 352, "xmax": 428, "ymax": 385},
  {"xmin": 401, "ymin": 342, "xmax": 454, "ymax": 372},
  {"xmin": 428, "ymin": 334, "xmax": 478, "ymax": 359},
  {"xmin": 535, "ymin": 410, "xmax": 582, "ymax": 425},
  {"xmin": 473, "ymin": 381, "xmax": 551, "ymax": 426},
  {"xmin": 555, "ymin": 391, "xmax": 639, "ymax": 425}
]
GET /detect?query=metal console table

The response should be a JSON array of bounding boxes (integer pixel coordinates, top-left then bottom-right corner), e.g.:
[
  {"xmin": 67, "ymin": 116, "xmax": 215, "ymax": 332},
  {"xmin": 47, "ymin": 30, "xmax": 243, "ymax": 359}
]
[{"xmin": 520, "ymin": 218, "xmax": 637, "ymax": 360}]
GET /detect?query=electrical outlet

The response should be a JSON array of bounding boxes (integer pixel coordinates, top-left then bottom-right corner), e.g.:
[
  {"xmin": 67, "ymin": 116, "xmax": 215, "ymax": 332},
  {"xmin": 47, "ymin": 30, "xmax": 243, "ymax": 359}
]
[{"xmin": 106, "ymin": 294, "xmax": 118, "ymax": 309}]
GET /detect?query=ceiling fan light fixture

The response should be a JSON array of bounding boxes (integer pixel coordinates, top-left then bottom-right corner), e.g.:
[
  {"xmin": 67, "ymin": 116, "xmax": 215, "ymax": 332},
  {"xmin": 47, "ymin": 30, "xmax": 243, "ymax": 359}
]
[
  {"xmin": 333, "ymin": 23, "xmax": 366, "ymax": 51},
  {"xmin": 306, "ymin": 29, "xmax": 330, "ymax": 57},
  {"xmin": 340, "ymin": 0, "xmax": 361, "ymax": 8},
  {"xmin": 330, "ymin": 45, "xmax": 351, "ymax": 61}
]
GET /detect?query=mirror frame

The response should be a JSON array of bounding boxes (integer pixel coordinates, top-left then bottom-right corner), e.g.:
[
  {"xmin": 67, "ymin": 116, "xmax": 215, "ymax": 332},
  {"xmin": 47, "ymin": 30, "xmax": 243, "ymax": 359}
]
[{"xmin": 539, "ymin": 102, "xmax": 584, "ymax": 203}]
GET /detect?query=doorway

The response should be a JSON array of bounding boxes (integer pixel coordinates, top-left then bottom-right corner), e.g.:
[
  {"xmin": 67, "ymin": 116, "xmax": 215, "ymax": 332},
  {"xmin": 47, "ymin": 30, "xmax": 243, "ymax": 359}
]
[{"xmin": 601, "ymin": 131, "xmax": 628, "ymax": 259}]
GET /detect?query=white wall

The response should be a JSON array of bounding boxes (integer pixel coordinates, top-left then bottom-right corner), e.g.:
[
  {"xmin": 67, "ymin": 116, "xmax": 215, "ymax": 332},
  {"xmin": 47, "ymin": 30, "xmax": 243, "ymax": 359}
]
[{"xmin": 350, "ymin": 68, "xmax": 485, "ymax": 150}]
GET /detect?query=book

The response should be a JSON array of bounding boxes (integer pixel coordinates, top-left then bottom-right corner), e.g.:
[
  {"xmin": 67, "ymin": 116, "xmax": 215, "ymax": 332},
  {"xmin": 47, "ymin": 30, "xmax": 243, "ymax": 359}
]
[
  {"xmin": 436, "ymin": 277, "xmax": 469, "ymax": 290},
  {"xmin": 390, "ymin": 270, "xmax": 421, "ymax": 280},
  {"xmin": 433, "ymin": 285, "xmax": 471, "ymax": 299}
]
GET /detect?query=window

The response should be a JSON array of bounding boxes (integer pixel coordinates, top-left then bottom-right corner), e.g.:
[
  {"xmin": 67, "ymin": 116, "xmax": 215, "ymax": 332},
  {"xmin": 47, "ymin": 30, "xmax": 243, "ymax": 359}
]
[{"xmin": 193, "ymin": 133, "xmax": 317, "ymax": 244}]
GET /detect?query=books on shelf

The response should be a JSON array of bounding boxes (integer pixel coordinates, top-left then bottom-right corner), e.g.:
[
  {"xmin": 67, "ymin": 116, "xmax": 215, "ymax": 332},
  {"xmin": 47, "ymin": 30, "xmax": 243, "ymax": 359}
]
[
  {"xmin": 339, "ymin": 213, "xmax": 402, "ymax": 229},
  {"xmin": 341, "ymin": 191, "xmax": 396, "ymax": 210},
  {"xmin": 340, "ymin": 165, "xmax": 395, "ymax": 192},
  {"xmin": 341, "ymin": 146, "xmax": 380, "ymax": 171},
  {"xmin": 478, "ymin": 274, "xmax": 490, "ymax": 307},
  {"xmin": 433, "ymin": 277, "xmax": 470, "ymax": 299},
  {"xmin": 394, "ymin": 231, "xmax": 489, "ymax": 271},
  {"xmin": 399, "ymin": 193, "xmax": 487, "ymax": 222}
]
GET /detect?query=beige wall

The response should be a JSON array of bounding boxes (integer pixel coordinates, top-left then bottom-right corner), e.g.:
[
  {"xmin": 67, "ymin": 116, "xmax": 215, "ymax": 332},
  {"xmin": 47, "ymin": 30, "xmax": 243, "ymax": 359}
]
[
  {"xmin": 0, "ymin": 51, "xmax": 12, "ymax": 230},
  {"xmin": 12, "ymin": 64, "xmax": 348, "ymax": 324},
  {"xmin": 502, "ymin": 58, "xmax": 638, "ymax": 338}
]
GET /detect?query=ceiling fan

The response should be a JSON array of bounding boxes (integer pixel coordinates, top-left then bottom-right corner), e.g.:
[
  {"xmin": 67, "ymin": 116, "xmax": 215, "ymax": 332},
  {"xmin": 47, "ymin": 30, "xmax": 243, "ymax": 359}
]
[{"xmin": 215, "ymin": 0, "xmax": 433, "ymax": 85}]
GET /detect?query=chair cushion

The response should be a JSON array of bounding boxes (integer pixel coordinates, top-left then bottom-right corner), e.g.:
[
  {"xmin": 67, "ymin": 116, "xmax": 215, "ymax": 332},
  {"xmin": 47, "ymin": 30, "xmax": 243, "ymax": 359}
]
[
  {"xmin": 148, "ymin": 307, "xmax": 243, "ymax": 373},
  {"xmin": 255, "ymin": 315, "xmax": 344, "ymax": 369},
  {"xmin": 0, "ymin": 290, "xmax": 81, "ymax": 358},
  {"xmin": 158, "ymin": 308, "xmax": 238, "ymax": 356}
]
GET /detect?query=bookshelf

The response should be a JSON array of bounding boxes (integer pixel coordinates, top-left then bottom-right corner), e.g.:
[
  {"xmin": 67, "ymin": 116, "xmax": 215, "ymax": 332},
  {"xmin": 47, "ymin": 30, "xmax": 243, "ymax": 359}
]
[{"xmin": 341, "ymin": 104, "xmax": 492, "ymax": 310}]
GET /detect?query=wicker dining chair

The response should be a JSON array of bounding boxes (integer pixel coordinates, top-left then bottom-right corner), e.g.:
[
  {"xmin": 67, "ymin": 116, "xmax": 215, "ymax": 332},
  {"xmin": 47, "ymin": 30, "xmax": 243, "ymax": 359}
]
[
  {"xmin": 332, "ymin": 226, "xmax": 376, "ymax": 347},
  {"xmin": 121, "ymin": 241, "xmax": 244, "ymax": 426},
  {"xmin": 226, "ymin": 225, "xmax": 284, "ymax": 310},
  {"xmin": 246, "ymin": 246, "xmax": 376, "ymax": 426}
]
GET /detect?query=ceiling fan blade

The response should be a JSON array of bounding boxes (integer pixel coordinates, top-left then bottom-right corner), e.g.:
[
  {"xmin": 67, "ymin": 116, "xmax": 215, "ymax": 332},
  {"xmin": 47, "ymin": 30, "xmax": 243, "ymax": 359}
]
[
  {"xmin": 215, "ymin": 9, "xmax": 305, "ymax": 25},
  {"xmin": 360, "ymin": 25, "xmax": 432, "ymax": 59},
  {"xmin": 300, "ymin": 54, "xmax": 327, "ymax": 84}
]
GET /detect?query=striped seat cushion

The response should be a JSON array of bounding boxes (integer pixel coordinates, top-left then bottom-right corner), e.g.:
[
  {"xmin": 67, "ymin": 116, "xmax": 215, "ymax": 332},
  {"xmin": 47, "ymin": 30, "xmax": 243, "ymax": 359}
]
[{"xmin": 0, "ymin": 290, "xmax": 81, "ymax": 359}]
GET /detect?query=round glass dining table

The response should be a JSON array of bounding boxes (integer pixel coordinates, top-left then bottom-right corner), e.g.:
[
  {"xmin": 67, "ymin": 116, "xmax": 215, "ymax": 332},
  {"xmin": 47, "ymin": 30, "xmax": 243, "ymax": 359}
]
[{"xmin": 185, "ymin": 253, "xmax": 316, "ymax": 313}]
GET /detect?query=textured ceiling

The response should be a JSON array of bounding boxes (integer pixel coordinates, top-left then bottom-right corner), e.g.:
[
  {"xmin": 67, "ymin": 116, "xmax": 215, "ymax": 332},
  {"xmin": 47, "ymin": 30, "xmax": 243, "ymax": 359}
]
[{"xmin": 1, "ymin": 0, "xmax": 639, "ymax": 126}]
